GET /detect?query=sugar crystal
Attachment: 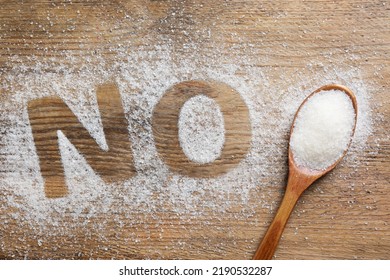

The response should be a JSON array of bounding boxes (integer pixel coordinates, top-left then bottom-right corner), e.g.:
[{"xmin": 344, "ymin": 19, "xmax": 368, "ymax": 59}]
[{"xmin": 290, "ymin": 90, "xmax": 355, "ymax": 170}]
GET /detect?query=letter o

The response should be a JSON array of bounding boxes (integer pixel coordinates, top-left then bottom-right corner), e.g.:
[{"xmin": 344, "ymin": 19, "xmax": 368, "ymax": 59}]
[{"xmin": 152, "ymin": 80, "xmax": 251, "ymax": 177}]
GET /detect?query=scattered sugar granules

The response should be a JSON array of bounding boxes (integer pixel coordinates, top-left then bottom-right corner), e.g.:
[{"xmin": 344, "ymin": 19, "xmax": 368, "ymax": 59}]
[
  {"xmin": 0, "ymin": 42, "xmax": 378, "ymax": 258},
  {"xmin": 178, "ymin": 95, "xmax": 225, "ymax": 164},
  {"xmin": 290, "ymin": 90, "xmax": 356, "ymax": 170}
]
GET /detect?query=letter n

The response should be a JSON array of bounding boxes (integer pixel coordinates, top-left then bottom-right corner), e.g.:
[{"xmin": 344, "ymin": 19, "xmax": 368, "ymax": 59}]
[{"xmin": 28, "ymin": 83, "xmax": 135, "ymax": 198}]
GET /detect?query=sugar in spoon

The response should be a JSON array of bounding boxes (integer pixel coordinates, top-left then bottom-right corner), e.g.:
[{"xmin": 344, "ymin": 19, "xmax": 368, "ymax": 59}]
[{"xmin": 253, "ymin": 84, "xmax": 358, "ymax": 260}]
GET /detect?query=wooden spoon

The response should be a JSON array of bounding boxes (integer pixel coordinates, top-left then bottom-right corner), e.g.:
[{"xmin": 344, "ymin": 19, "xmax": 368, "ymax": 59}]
[{"xmin": 252, "ymin": 84, "xmax": 358, "ymax": 260}]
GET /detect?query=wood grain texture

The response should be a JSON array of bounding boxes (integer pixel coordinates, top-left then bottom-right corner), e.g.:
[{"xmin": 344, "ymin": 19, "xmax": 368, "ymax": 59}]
[
  {"xmin": 152, "ymin": 80, "xmax": 251, "ymax": 177},
  {"xmin": 28, "ymin": 83, "xmax": 135, "ymax": 198},
  {"xmin": 0, "ymin": 0, "xmax": 389, "ymax": 259}
]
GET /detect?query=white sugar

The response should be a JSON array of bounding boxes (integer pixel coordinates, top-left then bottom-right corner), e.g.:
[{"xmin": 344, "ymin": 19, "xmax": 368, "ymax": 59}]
[
  {"xmin": 178, "ymin": 95, "xmax": 225, "ymax": 164},
  {"xmin": 0, "ymin": 42, "xmax": 378, "ymax": 258},
  {"xmin": 290, "ymin": 90, "xmax": 356, "ymax": 170}
]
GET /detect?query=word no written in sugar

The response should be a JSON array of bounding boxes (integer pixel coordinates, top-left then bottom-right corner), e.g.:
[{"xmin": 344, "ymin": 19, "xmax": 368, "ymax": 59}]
[{"xmin": 27, "ymin": 81, "xmax": 252, "ymax": 198}]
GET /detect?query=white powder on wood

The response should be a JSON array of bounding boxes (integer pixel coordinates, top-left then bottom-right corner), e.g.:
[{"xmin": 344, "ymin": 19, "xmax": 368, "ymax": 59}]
[
  {"xmin": 178, "ymin": 95, "xmax": 225, "ymax": 164},
  {"xmin": 290, "ymin": 90, "xmax": 356, "ymax": 170},
  {"xmin": 0, "ymin": 43, "xmax": 378, "ymax": 259}
]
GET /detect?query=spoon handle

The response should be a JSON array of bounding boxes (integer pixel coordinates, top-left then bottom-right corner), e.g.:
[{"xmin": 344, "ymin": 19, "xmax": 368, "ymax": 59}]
[{"xmin": 252, "ymin": 188, "xmax": 299, "ymax": 260}]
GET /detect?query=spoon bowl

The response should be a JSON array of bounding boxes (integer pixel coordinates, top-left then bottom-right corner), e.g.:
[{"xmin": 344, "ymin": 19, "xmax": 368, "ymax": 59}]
[{"xmin": 252, "ymin": 84, "xmax": 358, "ymax": 260}]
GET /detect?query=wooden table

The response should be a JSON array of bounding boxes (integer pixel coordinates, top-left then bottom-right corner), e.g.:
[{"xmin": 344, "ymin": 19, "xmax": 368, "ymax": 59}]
[{"xmin": 0, "ymin": 0, "xmax": 389, "ymax": 259}]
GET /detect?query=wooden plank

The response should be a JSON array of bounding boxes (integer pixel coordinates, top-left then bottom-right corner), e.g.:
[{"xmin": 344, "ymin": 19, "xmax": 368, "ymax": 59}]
[{"xmin": 0, "ymin": 0, "xmax": 389, "ymax": 259}]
